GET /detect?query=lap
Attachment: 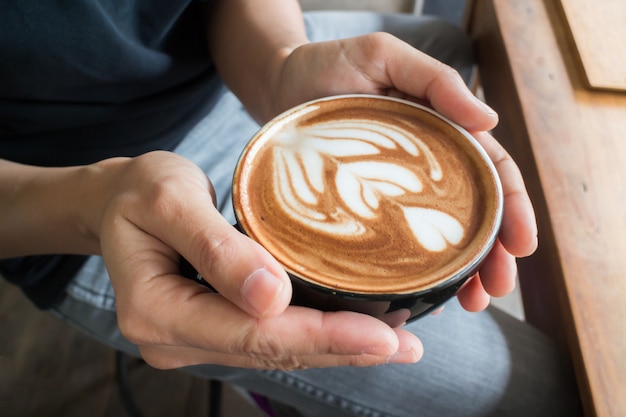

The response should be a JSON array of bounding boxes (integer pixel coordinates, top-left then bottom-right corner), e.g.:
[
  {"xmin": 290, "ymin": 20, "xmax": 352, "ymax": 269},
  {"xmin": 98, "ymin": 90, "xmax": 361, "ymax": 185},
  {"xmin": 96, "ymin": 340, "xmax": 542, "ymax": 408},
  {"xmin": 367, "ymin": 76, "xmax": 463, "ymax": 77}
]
[{"xmin": 53, "ymin": 293, "xmax": 580, "ymax": 417}]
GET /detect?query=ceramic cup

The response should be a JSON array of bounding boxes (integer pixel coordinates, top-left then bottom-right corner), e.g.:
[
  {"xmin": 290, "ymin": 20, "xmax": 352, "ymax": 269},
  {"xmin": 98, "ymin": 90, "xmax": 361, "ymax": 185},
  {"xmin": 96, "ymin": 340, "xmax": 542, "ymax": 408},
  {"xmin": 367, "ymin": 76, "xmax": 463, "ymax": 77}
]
[{"xmin": 182, "ymin": 95, "xmax": 503, "ymax": 326}]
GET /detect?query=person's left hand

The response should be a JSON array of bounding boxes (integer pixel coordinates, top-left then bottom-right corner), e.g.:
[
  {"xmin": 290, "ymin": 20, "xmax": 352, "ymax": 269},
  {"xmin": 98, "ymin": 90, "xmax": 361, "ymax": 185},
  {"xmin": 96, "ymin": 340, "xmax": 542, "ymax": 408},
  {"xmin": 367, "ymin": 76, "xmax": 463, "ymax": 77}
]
[{"xmin": 263, "ymin": 33, "xmax": 538, "ymax": 313}]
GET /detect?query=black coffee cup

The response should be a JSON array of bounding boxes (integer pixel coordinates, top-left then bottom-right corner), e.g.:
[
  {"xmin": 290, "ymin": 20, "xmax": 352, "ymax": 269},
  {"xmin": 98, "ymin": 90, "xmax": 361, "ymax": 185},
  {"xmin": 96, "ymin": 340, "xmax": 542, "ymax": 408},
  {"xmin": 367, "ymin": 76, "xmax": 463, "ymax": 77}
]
[{"xmin": 182, "ymin": 95, "xmax": 503, "ymax": 326}]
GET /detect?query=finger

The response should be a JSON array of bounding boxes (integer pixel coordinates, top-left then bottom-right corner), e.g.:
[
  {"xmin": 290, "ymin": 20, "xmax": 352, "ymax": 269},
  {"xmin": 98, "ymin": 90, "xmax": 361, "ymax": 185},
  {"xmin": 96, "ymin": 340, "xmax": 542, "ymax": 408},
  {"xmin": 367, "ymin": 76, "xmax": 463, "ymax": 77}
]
[
  {"xmin": 139, "ymin": 340, "xmax": 417, "ymax": 371},
  {"xmin": 139, "ymin": 345, "xmax": 385, "ymax": 370},
  {"xmin": 184, "ymin": 214, "xmax": 292, "ymax": 318},
  {"xmin": 392, "ymin": 327, "xmax": 424, "ymax": 363},
  {"xmin": 138, "ymin": 328, "xmax": 421, "ymax": 370},
  {"xmin": 127, "ymin": 284, "xmax": 412, "ymax": 360},
  {"xmin": 183, "ymin": 299, "xmax": 405, "ymax": 357},
  {"xmin": 293, "ymin": 35, "xmax": 497, "ymax": 131},
  {"xmin": 456, "ymin": 274, "xmax": 490, "ymax": 312},
  {"xmin": 373, "ymin": 34, "xmax": 498, "ymax": 132},
  {"xmin": 141, "ymin": 326, "xmax": 422, "ymax": 370},
  {"xmin": 473, "ymin": 131, "xmax": 538, "ymax": 257},
  {"xmin": 478, "ymin": 239, "xmax": 517, "ymax": 298}
]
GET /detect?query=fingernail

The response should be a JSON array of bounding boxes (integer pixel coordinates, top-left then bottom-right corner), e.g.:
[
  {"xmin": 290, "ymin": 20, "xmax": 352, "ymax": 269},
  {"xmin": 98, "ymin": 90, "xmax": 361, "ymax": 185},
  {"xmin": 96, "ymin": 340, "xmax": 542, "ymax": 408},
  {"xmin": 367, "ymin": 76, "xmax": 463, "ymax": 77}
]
[
  {"xmin": 387, "ymin": 348, "xmax": 419, "ymax": 364},
  {"xmin": 241, "ymin": 268, "xmax": 284, "ymax": 316}
]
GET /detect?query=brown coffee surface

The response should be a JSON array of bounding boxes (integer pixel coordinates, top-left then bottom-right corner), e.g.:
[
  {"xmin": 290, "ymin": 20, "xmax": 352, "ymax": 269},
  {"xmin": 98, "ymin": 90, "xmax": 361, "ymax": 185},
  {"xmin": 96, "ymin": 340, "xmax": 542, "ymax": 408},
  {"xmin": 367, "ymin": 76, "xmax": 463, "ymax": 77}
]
[{"xmin": 234, "ymin": 96, "xmax": 501, "ymax": 294}]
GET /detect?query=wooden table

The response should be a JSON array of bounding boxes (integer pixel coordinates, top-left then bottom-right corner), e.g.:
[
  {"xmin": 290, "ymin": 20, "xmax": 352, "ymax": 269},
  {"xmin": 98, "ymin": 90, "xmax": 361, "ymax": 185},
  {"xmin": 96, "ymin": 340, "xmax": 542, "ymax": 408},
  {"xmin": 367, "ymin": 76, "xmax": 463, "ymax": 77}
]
[{"xmin": 467, "ymin": 1, "xmax": 626, "ymax": 416}]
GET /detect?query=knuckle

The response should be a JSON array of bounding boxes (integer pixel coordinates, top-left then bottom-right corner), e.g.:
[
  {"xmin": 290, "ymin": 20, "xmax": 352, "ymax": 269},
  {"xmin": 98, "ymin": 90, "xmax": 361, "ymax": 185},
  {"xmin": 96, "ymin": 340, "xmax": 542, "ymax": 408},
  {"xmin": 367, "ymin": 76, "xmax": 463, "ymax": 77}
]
[
  {"xmin": 363, "ymin": 31, "xmax": 395, "ymax": 47},
  {"xmin": 433, "ymin": 60, "xmax": 462, "ymax": 83},
  {"xmin": 423, "ymin": 61, "xmax": 463, "ymax": 99},
  {"xmin": 252, "ymin": 354, "xmax": 308, "ymax": 371},
  {"xmin": 122, "ymin": 152, "xmax": 207, "ymax": 221},
  {"xmin": 358, "ymin": 32, "xmax": 395, "ymax": 60},
  {"xmin": 268, "ymin": 356, "xmax": 308, "ymax": 371},
  {"xmin": 234, "ymin": 325, "xmax": 308, "ymax": 370},
  {"xmin": 192, "ymin": 229, "xmax": 241, "ymax": 276},
  {"xmin": 142, "ymin": 175, "xmax": 185, "ymax": 219},
  {"xmin": 239, "ymin": 327, "xmax": 282, "ymax": 357},
  {"xmin": 106, "ymin": 161, "xmax": 185, "ymax": 224}
]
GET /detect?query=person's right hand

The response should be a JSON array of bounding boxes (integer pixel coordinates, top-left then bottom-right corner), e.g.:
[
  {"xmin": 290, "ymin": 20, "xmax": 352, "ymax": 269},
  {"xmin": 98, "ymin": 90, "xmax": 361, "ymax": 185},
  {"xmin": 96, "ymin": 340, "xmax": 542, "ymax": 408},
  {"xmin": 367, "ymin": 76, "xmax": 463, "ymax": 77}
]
[{"xmin": 90, "ymin": 151, "xmax": 422, "ymax": 370}]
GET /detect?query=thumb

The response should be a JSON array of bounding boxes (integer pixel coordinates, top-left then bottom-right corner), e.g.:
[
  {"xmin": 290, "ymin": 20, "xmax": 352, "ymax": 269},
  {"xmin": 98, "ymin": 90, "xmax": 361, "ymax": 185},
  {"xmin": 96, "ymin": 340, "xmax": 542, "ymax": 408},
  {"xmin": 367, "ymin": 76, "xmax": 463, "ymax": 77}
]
[{"xmin": 183, "ymin": 209, "xmax": 292, "ymax": 318}]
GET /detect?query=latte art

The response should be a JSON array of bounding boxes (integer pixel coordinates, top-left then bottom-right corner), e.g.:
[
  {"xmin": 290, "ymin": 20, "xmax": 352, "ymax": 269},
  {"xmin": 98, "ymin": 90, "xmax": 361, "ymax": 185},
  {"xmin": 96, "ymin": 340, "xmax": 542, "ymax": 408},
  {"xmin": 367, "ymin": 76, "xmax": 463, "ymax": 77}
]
[
  {"xmin": 234, "ymin": 96, "xmax": 501, "ymax": 295},
  {"xmin": 272, "ymin": 117, "xmax": 464, "ymax": 252}
]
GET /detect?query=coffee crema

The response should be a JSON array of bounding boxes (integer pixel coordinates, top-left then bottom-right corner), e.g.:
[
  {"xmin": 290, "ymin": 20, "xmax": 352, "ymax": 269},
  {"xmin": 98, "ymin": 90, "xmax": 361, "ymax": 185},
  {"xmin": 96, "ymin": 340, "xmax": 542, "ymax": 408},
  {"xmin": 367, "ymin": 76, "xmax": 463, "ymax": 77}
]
[{"xmin": 234, "ymin": 96, "xmax": 501, "ymax": 295}]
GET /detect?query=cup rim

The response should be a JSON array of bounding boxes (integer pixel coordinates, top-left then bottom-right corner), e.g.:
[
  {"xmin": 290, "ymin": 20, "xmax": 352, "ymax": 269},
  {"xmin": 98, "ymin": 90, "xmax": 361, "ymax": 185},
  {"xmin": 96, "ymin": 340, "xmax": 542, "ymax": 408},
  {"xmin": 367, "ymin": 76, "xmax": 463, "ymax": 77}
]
[{"xmin": 233, "ymin": 94, "xmax": 504, "ymax": 296}]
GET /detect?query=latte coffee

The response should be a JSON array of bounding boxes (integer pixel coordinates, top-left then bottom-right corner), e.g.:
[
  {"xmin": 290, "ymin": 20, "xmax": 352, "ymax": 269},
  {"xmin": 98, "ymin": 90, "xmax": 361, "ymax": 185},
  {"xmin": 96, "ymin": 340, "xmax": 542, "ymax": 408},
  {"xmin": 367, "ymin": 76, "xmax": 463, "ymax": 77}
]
[{"xmin": 233, "ymin": 95, "xmax": 502, "ymax": 302}]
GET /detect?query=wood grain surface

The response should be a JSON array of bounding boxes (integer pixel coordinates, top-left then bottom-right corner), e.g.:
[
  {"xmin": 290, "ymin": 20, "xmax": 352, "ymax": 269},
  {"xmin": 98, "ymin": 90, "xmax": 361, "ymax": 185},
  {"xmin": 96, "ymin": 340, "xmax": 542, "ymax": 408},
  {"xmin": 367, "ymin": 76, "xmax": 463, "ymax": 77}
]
[
  {"xmin": 468, "ymin": 1, "xmax": 626, "ymax": 416},
  {"xmin": 557, "ymin": 0, "xmax": 626, "ymax": 91}
]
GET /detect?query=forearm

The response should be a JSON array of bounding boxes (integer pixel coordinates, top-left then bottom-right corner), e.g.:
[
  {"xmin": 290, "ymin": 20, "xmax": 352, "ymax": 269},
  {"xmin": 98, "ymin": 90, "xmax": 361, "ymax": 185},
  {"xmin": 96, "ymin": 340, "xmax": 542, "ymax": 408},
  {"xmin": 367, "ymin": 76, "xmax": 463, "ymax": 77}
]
[
  {"xmin": 206, "ymin": 0, "xmax": 309, "ymax": 123},
  {"xmin": 0, "ymin": 158, "xmax": 125, "ymax": 258}
]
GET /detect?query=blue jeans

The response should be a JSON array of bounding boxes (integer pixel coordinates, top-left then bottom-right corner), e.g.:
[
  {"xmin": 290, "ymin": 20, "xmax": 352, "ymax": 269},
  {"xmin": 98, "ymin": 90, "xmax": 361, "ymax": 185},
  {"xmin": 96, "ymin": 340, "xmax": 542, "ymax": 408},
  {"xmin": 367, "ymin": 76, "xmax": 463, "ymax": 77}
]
[{"xmin": 52, "ymin": 11, "xmax": 582, "ymax": 417}]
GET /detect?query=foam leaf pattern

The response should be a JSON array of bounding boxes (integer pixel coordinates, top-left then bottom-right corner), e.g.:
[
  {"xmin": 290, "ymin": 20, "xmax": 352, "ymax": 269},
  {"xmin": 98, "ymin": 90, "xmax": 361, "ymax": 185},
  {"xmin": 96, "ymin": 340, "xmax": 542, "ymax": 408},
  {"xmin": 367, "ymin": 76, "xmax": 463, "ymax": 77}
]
[
  {"xmin": 403, "ymin": 207, "xmax": 464, "ymax": 252},
  {"xmin": 304, "ymin": 122, "xmax": 419, "ymax": 155},
  {"xmin": 335, "ymin": 162, "xmax": 423, "ymax": 218},
  {"xmin": 272, "ymin": 117, "xmax": 465, "ymax": 251}
]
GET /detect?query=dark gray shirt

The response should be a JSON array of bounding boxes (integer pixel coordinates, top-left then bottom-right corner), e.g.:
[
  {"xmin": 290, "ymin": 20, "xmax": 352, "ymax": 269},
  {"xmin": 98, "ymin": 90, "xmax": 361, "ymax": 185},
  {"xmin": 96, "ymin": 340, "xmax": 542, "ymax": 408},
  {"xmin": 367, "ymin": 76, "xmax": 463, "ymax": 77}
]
[{"xmin": 0, "ymin": 0, "xmax": 218, "ymax": 307}]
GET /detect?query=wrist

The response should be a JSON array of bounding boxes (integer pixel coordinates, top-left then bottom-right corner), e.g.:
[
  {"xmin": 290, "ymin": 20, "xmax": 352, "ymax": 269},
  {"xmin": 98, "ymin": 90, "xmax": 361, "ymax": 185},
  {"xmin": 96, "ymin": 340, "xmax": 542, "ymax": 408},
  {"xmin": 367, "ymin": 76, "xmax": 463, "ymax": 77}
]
[
  {"xmin": 261, "ymin": 44, "xmax": 303, "ymax": 122},
  {"xmin": 206, "ymin": 0, "xmax": 309, "ymax": 124},
  {"xmin": 0, "ymin": 158, "xmax": 124, "ymax": 257},
  {"xmin": 76, "ymin": 157, "xmax": 132, "ymax": 254}
]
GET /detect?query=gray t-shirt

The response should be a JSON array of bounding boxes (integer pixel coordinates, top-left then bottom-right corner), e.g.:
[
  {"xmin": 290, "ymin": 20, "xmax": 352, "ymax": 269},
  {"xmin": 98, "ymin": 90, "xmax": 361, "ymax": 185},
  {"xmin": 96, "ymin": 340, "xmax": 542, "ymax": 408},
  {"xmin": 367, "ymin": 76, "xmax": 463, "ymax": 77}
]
[{"xmin": 0, "ymin": 0, "xmax": 219, "ymax": 307}]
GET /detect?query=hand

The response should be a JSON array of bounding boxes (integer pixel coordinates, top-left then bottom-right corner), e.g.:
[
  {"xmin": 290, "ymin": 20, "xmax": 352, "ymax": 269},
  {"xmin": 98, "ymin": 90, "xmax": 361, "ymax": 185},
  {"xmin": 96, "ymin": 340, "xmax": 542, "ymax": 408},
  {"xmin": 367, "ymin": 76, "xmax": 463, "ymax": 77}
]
[
  {"xmin": 268, "ymin": 33, "xmax": 537, "ymax": 312},
  {"xmin": 95, "ymin": 151, "xmax": 422, "ymax": 370},
  {"xmin": 263, "ymin": 32, "xmax": 497, "ymax": 131},
  {"xmin": 455, "ymin": 130, "xmax": 537, "ymax": 311}
]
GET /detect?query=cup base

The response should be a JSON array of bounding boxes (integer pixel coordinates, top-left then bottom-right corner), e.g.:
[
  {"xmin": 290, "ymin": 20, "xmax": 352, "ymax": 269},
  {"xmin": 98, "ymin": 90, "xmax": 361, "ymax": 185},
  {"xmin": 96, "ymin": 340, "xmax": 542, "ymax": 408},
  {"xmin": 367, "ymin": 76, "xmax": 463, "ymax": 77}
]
[{"xmin": 289, "ymin": 273, "xmax": 470, "ymax": 326}]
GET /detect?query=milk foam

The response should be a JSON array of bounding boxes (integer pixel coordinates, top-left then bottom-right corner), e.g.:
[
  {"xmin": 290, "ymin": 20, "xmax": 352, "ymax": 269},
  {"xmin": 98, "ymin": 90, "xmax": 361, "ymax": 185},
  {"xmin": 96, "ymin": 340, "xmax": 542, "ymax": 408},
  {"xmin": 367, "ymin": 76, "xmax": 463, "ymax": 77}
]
[
  {"xmin": 236, "ymin": 97, "xmax": 500, "ymax": 294},
  {"xmin": 272, "ymin": 118, "xmax": 459, "ymax": 252}
]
